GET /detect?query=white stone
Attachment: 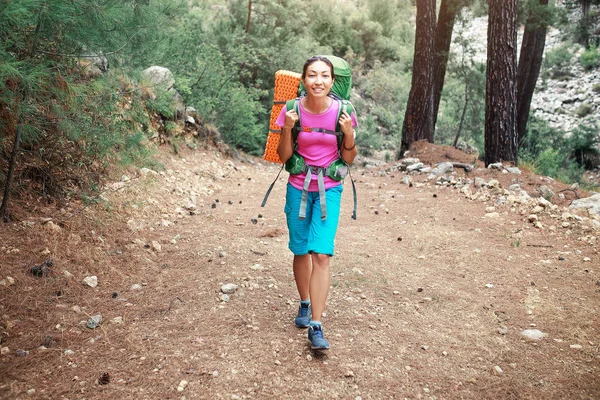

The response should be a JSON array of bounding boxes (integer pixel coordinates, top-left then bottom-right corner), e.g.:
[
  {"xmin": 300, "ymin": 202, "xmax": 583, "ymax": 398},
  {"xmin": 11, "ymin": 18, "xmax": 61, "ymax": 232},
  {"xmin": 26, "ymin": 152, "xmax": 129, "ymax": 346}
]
[
  {"xmin": 82, "ymin": 276, "xmax": 98, "ymax": 288},
  {"xmin": 220, "ymin": 283, "xmax": 238, "ymax": 294},
  {"xmin": 521, "ymin": 329, "xmax": 547, "ymax": 341},
  {"xmin": 177, "ymin": 379, "xmax": 188, "ymax": 392}
]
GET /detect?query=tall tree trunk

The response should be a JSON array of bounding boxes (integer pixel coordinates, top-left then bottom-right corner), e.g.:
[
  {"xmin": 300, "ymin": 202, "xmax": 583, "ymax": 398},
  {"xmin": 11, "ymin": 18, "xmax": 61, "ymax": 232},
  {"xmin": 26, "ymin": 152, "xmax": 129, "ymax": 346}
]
[
  {"xmin": 429, "ymin": 0, "xmax": 463, "ymax": 142},
  {"xmin": 400, "ymin": 0, "xmax": 436, "ymax": 156},
  {"xmin": 484, "ymin": 0, "xmax": 518, "ymax": 166},
  {"xmin": 516, "ymin": 0, "xmax": 549, "ymax": 145}
]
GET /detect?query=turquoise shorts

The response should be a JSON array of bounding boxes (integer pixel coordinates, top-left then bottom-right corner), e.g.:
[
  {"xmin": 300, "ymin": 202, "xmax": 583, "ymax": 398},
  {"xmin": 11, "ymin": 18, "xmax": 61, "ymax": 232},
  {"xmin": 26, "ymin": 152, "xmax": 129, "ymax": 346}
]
[{"xmin": 284, "ymin": 183, "xmax": 343, "ymax": 256}]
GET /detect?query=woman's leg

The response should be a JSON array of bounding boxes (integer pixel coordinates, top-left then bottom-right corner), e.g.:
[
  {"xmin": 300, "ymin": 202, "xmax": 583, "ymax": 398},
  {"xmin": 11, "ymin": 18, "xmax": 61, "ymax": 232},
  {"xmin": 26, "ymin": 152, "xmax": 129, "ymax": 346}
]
[
  {"xmin": 293, "ymin": 254, "xmax": 311, "ymax": 300},
  {"xmin": 309, "ymin": 253, "xmax": 330, "ymax": 321}
]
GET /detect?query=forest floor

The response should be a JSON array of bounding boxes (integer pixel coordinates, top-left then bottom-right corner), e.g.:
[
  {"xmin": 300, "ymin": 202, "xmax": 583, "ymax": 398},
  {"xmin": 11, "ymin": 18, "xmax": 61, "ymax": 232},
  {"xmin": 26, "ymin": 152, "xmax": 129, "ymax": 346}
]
[{"xmin": 1, "ymin": 141, "xmax": 599, "ymax": 400}]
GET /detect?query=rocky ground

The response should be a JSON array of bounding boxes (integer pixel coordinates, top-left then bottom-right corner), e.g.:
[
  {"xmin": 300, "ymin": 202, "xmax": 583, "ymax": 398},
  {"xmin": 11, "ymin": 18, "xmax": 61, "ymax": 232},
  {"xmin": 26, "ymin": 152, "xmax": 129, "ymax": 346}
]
[{"xmin": 0, "ymin": 142, "xmax": 599, "ymax": 399}]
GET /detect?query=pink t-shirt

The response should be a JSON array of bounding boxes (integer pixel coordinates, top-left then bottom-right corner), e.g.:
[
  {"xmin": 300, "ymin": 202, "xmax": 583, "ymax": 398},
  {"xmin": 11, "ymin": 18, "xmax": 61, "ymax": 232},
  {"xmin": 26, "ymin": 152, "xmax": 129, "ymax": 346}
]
[{"xmin": 276, "ymin": 98, "xmax": 357, "ymax": 192}]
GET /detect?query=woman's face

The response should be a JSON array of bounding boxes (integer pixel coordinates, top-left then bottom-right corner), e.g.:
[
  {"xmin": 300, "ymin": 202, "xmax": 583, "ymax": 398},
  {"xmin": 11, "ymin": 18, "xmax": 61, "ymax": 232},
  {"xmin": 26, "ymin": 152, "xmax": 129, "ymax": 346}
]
[{"xmin": 303, "ymin": 61, "xmax": 334, "ymax": 99}]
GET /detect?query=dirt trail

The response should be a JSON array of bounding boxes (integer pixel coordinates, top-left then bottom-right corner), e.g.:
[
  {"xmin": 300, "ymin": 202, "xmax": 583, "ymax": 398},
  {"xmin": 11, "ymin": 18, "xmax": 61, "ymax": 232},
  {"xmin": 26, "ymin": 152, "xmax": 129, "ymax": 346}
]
[{"xmin": 1, "ymin": 145, "xmax": 599, "ymax": 399}]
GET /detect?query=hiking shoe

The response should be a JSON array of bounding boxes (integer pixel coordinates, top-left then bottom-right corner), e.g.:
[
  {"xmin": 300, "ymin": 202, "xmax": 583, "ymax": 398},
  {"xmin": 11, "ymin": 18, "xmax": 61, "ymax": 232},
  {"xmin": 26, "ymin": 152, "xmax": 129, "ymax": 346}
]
[
  {"xmin": 295, "ymin": 304, "xmax": 311, "ymax": 328},
  {"xmin": 308, "ymin": 325, "xmax": 330, "ymax": 350}
]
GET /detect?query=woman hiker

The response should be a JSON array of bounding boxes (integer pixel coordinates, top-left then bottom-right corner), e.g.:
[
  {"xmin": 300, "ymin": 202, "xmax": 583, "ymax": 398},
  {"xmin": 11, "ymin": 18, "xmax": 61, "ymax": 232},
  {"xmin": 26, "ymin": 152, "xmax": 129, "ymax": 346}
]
[{"xmin": 276, "ymin": 56, "xmax": 358, "ymax": 350}]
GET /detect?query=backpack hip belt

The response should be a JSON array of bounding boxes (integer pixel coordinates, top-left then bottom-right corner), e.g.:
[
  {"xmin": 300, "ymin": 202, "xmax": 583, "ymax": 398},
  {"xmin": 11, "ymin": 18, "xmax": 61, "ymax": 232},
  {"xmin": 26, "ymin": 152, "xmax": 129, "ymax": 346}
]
[{"xmin": 297, "ymin": 159, "xmax": 348, "ymax": 221}]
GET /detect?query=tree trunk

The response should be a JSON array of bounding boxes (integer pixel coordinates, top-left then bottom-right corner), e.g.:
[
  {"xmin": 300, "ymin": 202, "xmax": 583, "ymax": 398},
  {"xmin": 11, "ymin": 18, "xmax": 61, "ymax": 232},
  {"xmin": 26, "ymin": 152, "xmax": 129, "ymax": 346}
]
[
  {"xmin": 430, "ymin": 0, "xmax": 463, "ymax": 142},
  {"xmin": 581, "ymin": 0, "xmax": 591, "ymax": 17},
  {"xmin": 484, "ymin": 0, "xmax": 518, "ymax": 166},
  {"xmin": 400, "ymin": 0, "xmax": 436, "ymax": 156},
  {"xmin": 453, "ymin": 76, "xmax": 469, "ymax": 147},
  {"xmin": 0, "ymin": 114, "xmax": 23, "ymax": 223},
  {"xmin": 245, "ymin": 0, "xmax": 252, "ymax": 33},
  {"xmin": 516, "ymin": 0, "xmax": 549, "ymax": 145}
]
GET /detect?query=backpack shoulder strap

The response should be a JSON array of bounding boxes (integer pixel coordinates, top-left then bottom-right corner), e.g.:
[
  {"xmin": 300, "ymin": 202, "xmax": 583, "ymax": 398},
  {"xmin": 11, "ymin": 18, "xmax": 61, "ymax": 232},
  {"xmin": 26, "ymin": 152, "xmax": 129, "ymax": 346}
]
[
  {"xmin": 334, "ymin": 99, "xmax": 355, "ymax": 150},
  {"xmin": 286, "ymin": 98, "xmax": 301, "ymax": 144}
]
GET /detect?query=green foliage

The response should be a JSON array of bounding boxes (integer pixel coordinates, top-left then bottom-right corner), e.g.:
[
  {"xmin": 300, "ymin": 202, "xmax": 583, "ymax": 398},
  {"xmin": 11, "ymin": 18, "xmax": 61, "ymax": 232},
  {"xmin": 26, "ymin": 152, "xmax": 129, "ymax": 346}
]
[
  {"xmin": 0, "ymin": 0, "xmax": 178, "ymax": 202},
  {"xmin": 574, "ymin": 102, "xmax": 593, "ymax": 117},
  {"xmin": 356, "ymin": 114, "xmax": 384, "ymax": 156},
  {"xmin": 542, "ymin": 43, "xmax": 574, "ymax": 71},
  {"xmin": 579, "ymin": 45, "xmax": 600, "ymax": 70},
  {"xmin": 519, "ymin": 117, "xmax": 598, "ymax": 183},
  {"xmin": 564, "ymin": 124, "xmax": 600, "ymax": 169},
  {"xmin": 146, "ymin": 89, "xmax": 177, "ymax": 119}
]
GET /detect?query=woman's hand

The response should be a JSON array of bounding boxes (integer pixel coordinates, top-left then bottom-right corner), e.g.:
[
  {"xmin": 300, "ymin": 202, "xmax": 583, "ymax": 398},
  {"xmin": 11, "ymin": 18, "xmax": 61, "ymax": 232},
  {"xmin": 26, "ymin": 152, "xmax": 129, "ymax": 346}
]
[
  {"xmin": 338, "ymin": 111, "xmax": 353, "ymax": 137},
  {"xmin": 284, "ymin": 109, "xmax": 299, "ymax": 129}
]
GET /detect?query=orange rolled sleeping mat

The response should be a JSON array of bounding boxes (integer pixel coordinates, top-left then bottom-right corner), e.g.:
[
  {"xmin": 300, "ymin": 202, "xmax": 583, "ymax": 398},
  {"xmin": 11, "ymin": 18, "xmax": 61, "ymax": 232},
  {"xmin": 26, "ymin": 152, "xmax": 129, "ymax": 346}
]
[{"xmin": 263, "ymin": 70, "xmax": 302, "ymax": 163}]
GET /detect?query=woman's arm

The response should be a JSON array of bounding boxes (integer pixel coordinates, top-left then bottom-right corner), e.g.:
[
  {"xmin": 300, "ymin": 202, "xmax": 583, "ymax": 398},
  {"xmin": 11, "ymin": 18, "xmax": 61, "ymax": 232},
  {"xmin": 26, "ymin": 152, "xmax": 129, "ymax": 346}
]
[
  {"xmin": 338, "ymin": 111, "xmax": 358, "ymax": 165},
  {"xmin": 277, "ymin": 109, "xmax": 298, "ymax": 163}
]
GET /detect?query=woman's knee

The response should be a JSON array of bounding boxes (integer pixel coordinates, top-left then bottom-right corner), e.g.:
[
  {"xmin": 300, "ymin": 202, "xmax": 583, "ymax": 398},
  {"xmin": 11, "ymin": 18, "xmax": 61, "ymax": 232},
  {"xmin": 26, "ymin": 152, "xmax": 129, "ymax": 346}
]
[{"xmin": 311, "ymin": 252, "xmax": 330, "ymax": 268}]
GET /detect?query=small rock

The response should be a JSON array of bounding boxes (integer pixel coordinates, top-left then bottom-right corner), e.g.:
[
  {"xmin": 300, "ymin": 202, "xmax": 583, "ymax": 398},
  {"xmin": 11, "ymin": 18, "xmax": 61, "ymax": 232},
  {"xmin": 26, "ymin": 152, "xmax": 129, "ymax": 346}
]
[
  {"xmin": 26, "ymin": 389, "xmax": 35, "ymax": 395},
  {"xmin": 220, "ymin": 283, "xmax": 238, "ymax": 294},
  {"xmin": 570, "ymin": 344, "xmax": 583, "ymax": 350},
  {"xmin": 177, "ymin": 380, "xmax": 188, "ymax": 392},
  {"xmin": 82, "ymin": 276, "xmax": 98, "ymax": 288},
  {"xmin": 345, "ymin": 370, "xmax": 355, "ymax": 377},
  {"xmin": 219, "ymin": 293, "xmax": 230, "ymax": 303},
  {"xmin": 498, "ymin": 325, "xmax": 508, "ymax": 335},
  {"xmin": 86, "ymin": 314, "xmax": 102, "ymax": 329},
  {"xmin": 521, "ymin": 329, "xmax": 547, "ymax": 341},
  {"xmin": 493, "ymin": 365, "xmax": 504, "ymax": 375},
  {"xmin": 15, "ymin": 349, "xmax": 29, "ymax": 357},
  {"xmin": 0, "ymin": 347, "xmax": 9, "ymax": 355},
  {"xmin": 485, "ymin": 283, "xmax": 494, "ymax": 288},
  {"xmin": 64, "ymin": 349, "xmax": 75, "ymax": 356},
  {"xmin": 151, "ymin": 241, "xmax": 162, "ymax": 252},
  {"xmin": 131, "ymin": 284, "xmax": 143, "ymax": 290},
  {"xmin": 274, "ymin": 360, "xmax": 281, "ymax": 366},
  {"xmin": 111, "ymin": 316, "xmax": 124, "ymax": 324}
]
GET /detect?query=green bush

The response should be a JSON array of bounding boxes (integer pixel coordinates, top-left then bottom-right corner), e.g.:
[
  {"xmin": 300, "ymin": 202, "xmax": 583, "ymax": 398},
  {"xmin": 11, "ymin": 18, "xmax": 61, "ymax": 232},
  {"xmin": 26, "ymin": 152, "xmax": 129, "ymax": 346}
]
[
  {"xmin": 580, "ymin": 45, "xmax": 600, "ymax": 70},
  {"xmin": 519, "ymin": 117, "xmax": 599, "ymax": 184},
  {"xmin": 542, "ymin": 43, "xmax": 574, "ymax": 78},
  {"xmin": 146, "ymin": 89, "xmax": 177, "ymax": 119},
  {"xmin": 356, "ymin": 114, "xmax": 384, "ymax": 156},
  {"xmin": 575, "ymin": 103, "xmax": 593, "ymax": 117},
  {"xmin": 533, "ymin": 148, "xmax": 584, "ymax": 183}
]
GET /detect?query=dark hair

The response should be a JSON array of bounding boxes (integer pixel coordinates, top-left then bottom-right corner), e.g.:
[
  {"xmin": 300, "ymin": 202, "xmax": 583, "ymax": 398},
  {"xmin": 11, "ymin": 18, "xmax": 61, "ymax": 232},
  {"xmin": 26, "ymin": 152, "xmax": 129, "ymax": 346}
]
[{"xmin": 301, "ymin": 56, "xmax": 335, "ymax": 80}]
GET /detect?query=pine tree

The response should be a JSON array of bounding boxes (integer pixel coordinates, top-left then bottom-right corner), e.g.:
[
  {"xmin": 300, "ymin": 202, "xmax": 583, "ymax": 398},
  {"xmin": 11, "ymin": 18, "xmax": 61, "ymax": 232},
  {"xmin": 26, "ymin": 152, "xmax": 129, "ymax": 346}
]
[
  {"xmin": 0, "ymin": 0, "xmax": 177, "ymax": 221},
  {"xmin": 400, "ymin": 0, "xmax": 436, "ymax": 156},
  {"xmin": 484, "ymin": 0, "xmax": 519, "ymax": 166}
]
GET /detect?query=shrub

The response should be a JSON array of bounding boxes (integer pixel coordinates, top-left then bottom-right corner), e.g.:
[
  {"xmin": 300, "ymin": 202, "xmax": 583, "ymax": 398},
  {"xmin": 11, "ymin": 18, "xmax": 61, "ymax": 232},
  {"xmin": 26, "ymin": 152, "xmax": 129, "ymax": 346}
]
[
  {"xmin": 575, "ymin": 103, "xmax": 593, "ymax": 117},
  {"xmin": 580, "ymin": 45, "xmax": 600, "ymax": 70}
]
